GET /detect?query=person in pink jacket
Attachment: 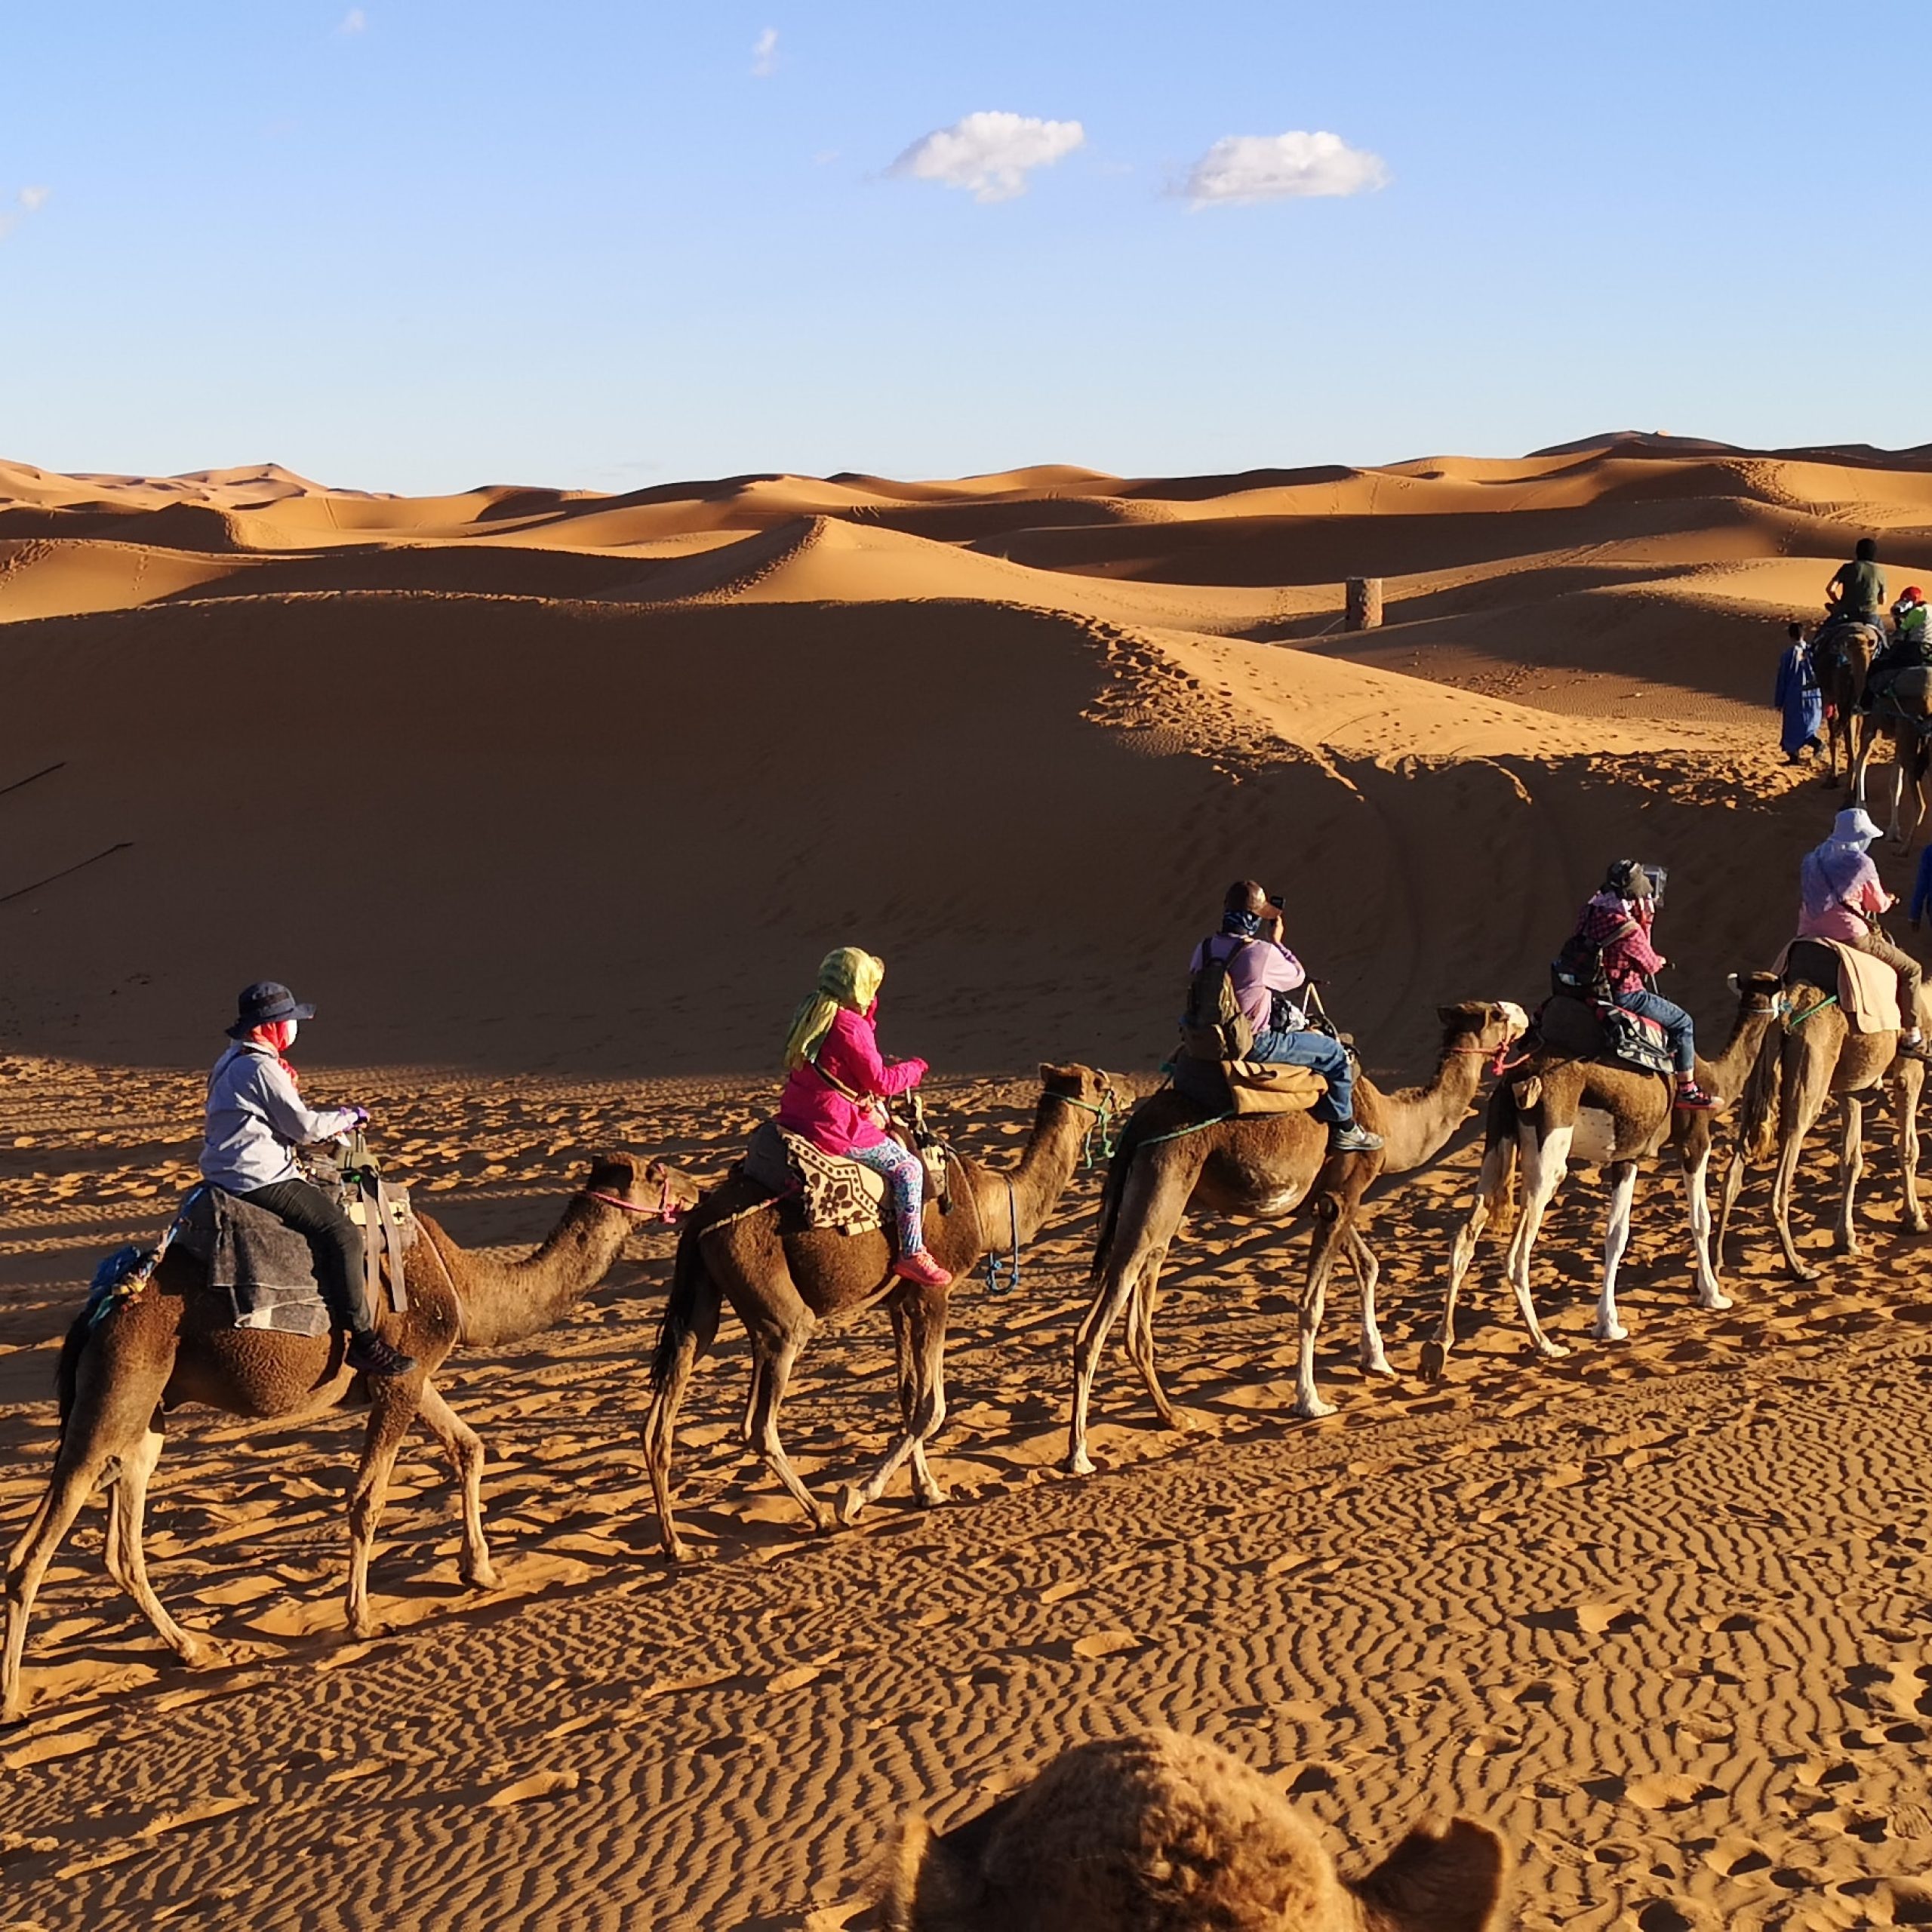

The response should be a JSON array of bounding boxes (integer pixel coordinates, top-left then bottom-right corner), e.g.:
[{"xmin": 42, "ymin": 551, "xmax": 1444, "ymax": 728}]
[{"xmin": 775, "ymin": 947, "xmax": 951, "ymax": 1287}]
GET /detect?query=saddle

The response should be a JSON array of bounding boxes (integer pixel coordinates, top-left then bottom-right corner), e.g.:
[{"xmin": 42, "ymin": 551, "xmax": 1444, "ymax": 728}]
[
  {"xmin": 83, "ymin": 1137, "xmax": 419, "ymax": 1339},
  {"xmin": 742, "ymin": 1118, "xmax": 949, "ymax": 1236},
  {"xmin": 1170, "ymin": 1052, "xmax": 1326, "ymax": 1116},
  {"xmin": 1534, "ymin": 994, "xmax": 1675, "ymax": 1078},
  {"xmin": 1778, "ymin": 936, "xmax": 1901, "ymax": 1035},
  {"xmin": 1867, "ymin": 661, "xmax": 1932, "ymax": 724}
]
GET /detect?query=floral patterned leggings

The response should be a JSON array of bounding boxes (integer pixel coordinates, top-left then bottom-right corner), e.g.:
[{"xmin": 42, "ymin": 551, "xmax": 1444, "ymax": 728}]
[{"xmin": 846, "ymin": 1140, "xmax": 927, "ymax": 1253}]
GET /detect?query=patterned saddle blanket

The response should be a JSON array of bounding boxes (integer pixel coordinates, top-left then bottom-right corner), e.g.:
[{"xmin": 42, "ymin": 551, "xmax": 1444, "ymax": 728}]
[{"xmin": 741, "ymin": 1121, "xmax": 946, "ymax": 1236}]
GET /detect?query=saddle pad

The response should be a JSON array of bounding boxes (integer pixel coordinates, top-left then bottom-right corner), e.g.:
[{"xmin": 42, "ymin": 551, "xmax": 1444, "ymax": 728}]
[
  {"xmin": 1777, "ymin": 936, "xmax": 1902, "ymax": 1034},
  {"xmin": 743, "ymin": 1121, "xmax": 888, "ymax": 1236},
  {"xmin": 1170, "ymin": 1053, "xmax": 1323, "ymax": 1116},
  {"xmin": 173, "ymin": 1187, "xmax": 410, "ymax": 1336}
]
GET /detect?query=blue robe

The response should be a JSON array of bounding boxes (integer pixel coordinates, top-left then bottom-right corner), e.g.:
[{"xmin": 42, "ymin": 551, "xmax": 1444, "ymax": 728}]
[{"xmin": 1775, "ymin": 642, "xmax": 1823, "ymax": 755}]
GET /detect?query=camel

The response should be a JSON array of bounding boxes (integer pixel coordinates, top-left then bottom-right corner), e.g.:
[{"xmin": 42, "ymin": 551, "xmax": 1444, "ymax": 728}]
[
  {"xmin": 1718, "ymin": 939, "xmax": 1927, "ymax": 1279},
  {"xmin": 1066, "ymin": 1001, "xmax": 1528, "ymax": 1476},
  {"xmin": 645, "ymin": 1063, "xmax": 1117, "ymax": 1562},
  {"xmin": 1817, "ymin": 619, "xmax": 1880, "ymax": 789},
  {"xmin": 3, "ymin": 1149, "xmax": 697, "ymax": 1721},
  {"xmin": 1423, "ymin": 973, "xmax": 1781, "ymax": 1374},
  {"xmin": 870, "ymin": 1727, "xmax": 1510, "ymax": 1932},
  {"xmin": 1850, "ymin": 670, "xmax": 1932, "ymax": 850}
]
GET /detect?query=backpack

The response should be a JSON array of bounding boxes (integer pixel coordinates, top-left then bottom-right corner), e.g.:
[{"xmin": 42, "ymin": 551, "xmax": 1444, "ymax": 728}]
[
  {"xmin": 1551, "ymin": 928, "xmax": 1619, "ymax": 1004},
  {"xmin": 1182, "ymin": 938, "xmax": 1256, "ymax": 1062}
]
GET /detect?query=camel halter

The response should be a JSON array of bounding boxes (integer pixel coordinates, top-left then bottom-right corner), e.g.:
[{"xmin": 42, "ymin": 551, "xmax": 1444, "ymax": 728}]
[
  {"xmin": 584, "ymin": 1169, "xmax": 685, "ymax": 1224},
  {"xmin": 974, "ymin": 1083, "xmax": 1118, "ymax": 1294},
  {"xmin": 1054, "ymin": 1084, "xmax": 1121, "ymax": 1168}
]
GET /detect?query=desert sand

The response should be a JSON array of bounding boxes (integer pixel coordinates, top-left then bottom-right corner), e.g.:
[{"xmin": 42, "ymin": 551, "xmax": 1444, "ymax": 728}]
[{"xmin": 5, "ymin": 435, "xmax": 1932, "ymax": 1928}]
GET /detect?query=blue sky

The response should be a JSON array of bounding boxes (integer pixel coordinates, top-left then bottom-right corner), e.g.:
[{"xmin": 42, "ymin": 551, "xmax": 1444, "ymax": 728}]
[{"xmin": 2, "ymin": 2, "xmax": 1927, "ymax": 494}]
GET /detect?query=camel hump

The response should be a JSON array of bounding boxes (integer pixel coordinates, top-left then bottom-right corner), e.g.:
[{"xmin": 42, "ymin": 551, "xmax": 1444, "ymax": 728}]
[{"xmin": 1352, "ymin": 1817, "xmax": 1512, "ymax": 1932}]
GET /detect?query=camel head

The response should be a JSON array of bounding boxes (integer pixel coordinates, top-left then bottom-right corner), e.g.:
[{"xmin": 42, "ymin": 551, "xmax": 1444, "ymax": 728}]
[
  {"xmin": 580, "ymin": 1150, "xmax": 700, "ymax": 1226},
  {"xmin": 1039, "ymin": 1062, "xmax": 1121, "ymax": 1149},
  {"xmin": 1727, "ymin": 970, "xmax": 1783, "ymax": 1020},
  {"xmin": 1435, "ymin": 1000, "xmax": 1530, "ymax": 1058},
  {"xmin": 871, "ymin": 1728, "xmax": 1510, "ymax": 1932}
]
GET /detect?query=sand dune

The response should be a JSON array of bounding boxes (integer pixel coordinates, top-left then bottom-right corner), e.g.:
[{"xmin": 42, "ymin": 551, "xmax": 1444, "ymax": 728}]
[{"xmin": 7, "ymin": 438, "xmax": 1932, "ymax": 1927}]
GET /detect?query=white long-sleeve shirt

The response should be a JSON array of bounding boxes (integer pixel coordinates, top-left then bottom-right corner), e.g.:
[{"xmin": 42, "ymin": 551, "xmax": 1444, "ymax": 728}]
[{"xmin": 199, "ymin": 1041, "xmax": 360, "ymax": 1193}]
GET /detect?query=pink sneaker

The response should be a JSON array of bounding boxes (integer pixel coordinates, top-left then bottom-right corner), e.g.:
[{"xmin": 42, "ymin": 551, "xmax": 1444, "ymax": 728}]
[{"xmin": 891, "ymin": 1249, "xmax": 952, "ymax": 1288}]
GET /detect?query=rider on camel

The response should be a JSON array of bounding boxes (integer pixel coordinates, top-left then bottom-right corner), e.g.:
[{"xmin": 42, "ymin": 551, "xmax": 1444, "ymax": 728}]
[
  {"xmin": 1798, "ymin": 808, "xmax": 1932, "ymax": 1062},
  {"xmin": 1826, "ymin": 537, "xmax": 1887, "ymax": 631},
  {"xmin": 776, "ymin": 946, "xmax": 952, "ymax": 1288},
  {"xmin": 1189, "ymin": 881, "xmax": 1383, "ymax": 1154},
  {"xmin": 1568, "ymin": 862, "xmax": 1718, "ymax": 1110},
  {"xmin": 1867, "ymin": 584, "xmax": 1932, "ymax": 707},
  {"xmin": 201, "ymin": 981, "xmax": 416, "ymax": 1376}
]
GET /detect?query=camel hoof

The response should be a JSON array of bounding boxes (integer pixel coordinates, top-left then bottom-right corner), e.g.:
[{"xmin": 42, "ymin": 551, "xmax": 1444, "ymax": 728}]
[
  {"xmin": 1535, "ymin": 1339, "xmax": 1571, "ymax": 1360},
  {"xmin": 1065, "ymin": 1449, "xmax": 1097, "ymax": 1478},
  {"xmin": 1360, "ymin": 1353, "xmax": 1395, "ymax": 1379},
  {"xmin": 174, "ymin": 1634, "xmax": 221, "ymax": 1671},
  {"xmin": 663, "ymin": 1538, "xmax": 694, "ymax": 1567},
  {"xmin": 1290, "ymin": 1394, "xmax": 1338, "ymax": 1420},
  {"xmin": 1155, "ymin": 1407, "xmax": 1193, "ymax": 1434},
  {"xmin": 461, "ymin": 1561, "xmax": 503, "ymax": 1592},
  {"xmin": 1699, "ymin": 1292, "xmax": 1734, "ymax": 1313},
  {"xmin": 915, "ymin": 1485, "xmax": 952, "ymax": 1511},
  {"xmin": 1593, "ymin": 1321, "xmax": 1630, "ymax": 1344},
  {"xmin": 835, "ymin": 1486, "xmax": 866, "ymax": 1528},
  {"xmin": 1420, "ymin": 1339, "xmax": 1450, "ymax": 1382}
]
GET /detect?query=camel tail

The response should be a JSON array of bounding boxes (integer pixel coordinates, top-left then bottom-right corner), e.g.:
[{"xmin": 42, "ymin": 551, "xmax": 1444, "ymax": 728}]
[
  {"xmin": 649, "ymin": 1224, "xmax": 706, "ymax": 1396},
  {"xmin": 1740, "ymin": 1023, "xmax": 1783, "ymax": 1166},
  {"xmin": 54, "ymin": 1306, "xmax": 93, "ymax": 1440},
  {"xmin": 1089, "ymin": 1124, "xmax": 1146, "ymax": 1280}
]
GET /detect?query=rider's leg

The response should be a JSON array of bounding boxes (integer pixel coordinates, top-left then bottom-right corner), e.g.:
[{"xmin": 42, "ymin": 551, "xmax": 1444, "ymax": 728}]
[
  {"xmin": 1614, "ymin": 989, "xmax": 1716, "ymax": 1107},
  {"xmin": 1854, "ymin": 930, "xmax": 1931, "ymax": 1055},
  {"xmin": 844, "ymin": 1140, "xmax": 931, "ymax": 1257},
  {"xmin": 1248, "ymin": 1028, "xmax": 1380, "ymax": 1149}
]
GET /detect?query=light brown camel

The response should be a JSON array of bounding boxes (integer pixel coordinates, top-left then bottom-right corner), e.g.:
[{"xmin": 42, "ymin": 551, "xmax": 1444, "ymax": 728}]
[
  {"xmin": 1066, "ymin": 1001, "xmax": 1527, "ymax": 1475},
  {"xmin": 3, "ymin": 1151, "xmax": 697, "ymax": 1721},
  {"xmin": 645, "ymin": 1063, "xmax": 1115, "ymax": 1562},
  {"xmin": 1423, "ymin": 974, "xmax": 1780, "ymax": 1372},
  {"xmin": 871, "ymin": 1727, "xmax": 1510, "ymax": 1932},
  {"xmin": 1718, "ymin": 939, "xmax": 1927, "ymax": 1279},
  {"xmin": 1850, "ymin": 671, "xmax": 1932, "ymax": 850},
  {"xmin": 1817, "ymin": 619, "xmax": 1880, "ymax": 789}
]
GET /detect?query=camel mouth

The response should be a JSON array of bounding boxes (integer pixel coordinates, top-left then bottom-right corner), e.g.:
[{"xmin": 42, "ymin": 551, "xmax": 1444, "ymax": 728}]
[{"xmin": 1498, "ymin": 1000, "xmax": 1530, "ymax": 1041}]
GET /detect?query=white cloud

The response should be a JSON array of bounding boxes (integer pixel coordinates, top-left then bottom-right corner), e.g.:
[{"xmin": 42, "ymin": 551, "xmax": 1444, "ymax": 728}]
[
  {"xmin": 889, "ymin": 110, "xmax": 1085, "ymax": 204},
  {"xmin": 338, "ymin": 8, "xmax": 366, "ymax": 33},
  {"xmin": 751, "ymin": 26, "xmax": 778, "ymax": 76},
  {"xmin": 0, "ymin": 185, "xmax": 49, "ymax": 241},
  {"xmin": 17, "ymin": 185, "xmax": 48, "ymax": 214},
  {"xmin": 1182, "ymin": 131, "xmax": 1388, "ymax": 206}
]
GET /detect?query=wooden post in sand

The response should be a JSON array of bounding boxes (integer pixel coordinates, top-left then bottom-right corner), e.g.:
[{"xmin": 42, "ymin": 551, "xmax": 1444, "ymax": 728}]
[{"xmin": 1345, "ymin": 577, "xmax": 1383, "ymax": 631}]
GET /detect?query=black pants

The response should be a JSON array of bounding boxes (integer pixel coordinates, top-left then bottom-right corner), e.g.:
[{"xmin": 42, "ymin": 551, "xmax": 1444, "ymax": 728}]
[{"xmin": 241, "ymin": 1177, "xmax": 373, "ymax": 1334}]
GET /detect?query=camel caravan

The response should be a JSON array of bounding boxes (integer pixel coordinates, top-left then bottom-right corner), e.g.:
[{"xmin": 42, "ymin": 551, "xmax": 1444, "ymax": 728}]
[{"xmin": 8, "ymin": 771, "xmax": 1932, "ymax": 1719}]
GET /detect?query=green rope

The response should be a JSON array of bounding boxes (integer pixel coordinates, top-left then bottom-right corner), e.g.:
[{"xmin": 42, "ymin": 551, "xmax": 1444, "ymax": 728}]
[
  {"xmin": 1788, "ymin": 992, "xmax": 1839, "ymax": 1028},
  {"xmin": 1137, "ymin": 1112, "xmax": 1235, "ymax": 1149}
]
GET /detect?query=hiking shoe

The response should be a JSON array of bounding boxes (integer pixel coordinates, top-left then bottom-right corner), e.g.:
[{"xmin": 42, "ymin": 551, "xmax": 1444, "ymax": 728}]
[
  {"xmin": 1327, "ymin": 1121, "xmax": 1384, "ymax": 1155},
  {"xmin": 1900, "ymin": 1035, "xmax": 1932, "ymax": 1064},
  {"xmin": 1672, "ymin": 1082, "xmax": 1721, "ymax": 1112},
  {"xmin": 346, "ymin": 1329, "xmax": 417, "ymax": 1377},
  {"xmin": 891, "ymin": 1249, "xmax": 952, "ymax": 1289}
]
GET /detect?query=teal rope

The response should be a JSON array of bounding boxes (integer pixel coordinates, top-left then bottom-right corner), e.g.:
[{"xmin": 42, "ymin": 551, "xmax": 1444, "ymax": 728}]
[
  {"xmin": 1788, "ymin": 992, "xmax": 1839, "ymax": 1028},
  {"xmin": 1137, "ymin": 1112, "xmax": 1235, "ymax": 1149}
]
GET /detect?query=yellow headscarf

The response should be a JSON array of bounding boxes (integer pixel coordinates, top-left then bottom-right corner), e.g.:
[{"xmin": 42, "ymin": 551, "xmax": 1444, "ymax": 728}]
[{"xmin": 782, "ymin": 947, "xmax": 886, "ymax": 1071}]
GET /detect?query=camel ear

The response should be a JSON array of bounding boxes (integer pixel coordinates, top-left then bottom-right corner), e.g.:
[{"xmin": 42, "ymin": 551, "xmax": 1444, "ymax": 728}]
[
  {"xmin": 1040, "ymin": 1061, "xmax": 1075, "ymax": 1084},
  {"xmin": 1352, "ymin": 1817, "xmax": 1509, "ymax": 1932}
]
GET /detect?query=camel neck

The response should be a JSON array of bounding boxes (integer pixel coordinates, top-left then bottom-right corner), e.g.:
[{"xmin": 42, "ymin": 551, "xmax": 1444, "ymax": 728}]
[
  {"xmin": 445, "ymin": 1193, "xmax": 629, "ymax": 1349},
  {"xmin": 971, "ymin": 1091, "xmax": 1094, "ymax": 1254},
  {"xmin": 1364, "ymin": 1038, "xmax": 1490, "ymax": 1176},
  {"xmin": 1698, "ymin": 1001, "xmax": 1779, "ymax": 1100}
]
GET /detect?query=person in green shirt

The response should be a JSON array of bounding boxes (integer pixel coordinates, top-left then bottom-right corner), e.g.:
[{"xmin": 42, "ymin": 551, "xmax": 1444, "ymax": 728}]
[{"xmin": 1827, "ymin": 537, "xmax": 1887, "ymax": 624}]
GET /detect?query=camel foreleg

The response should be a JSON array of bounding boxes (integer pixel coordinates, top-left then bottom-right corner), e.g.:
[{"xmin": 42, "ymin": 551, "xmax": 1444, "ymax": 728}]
[
  {"xmin": 1681, "ymin": 1142, "xmax": 1731, "ymax": 1312},
  {"xmin": 1504, "ymin": 1124, "xmax": 1573, "ymax": 1359},
  {"xmin": 1423, "ymin": 1104, "xmax": 1515, "ymax": 1380},
  {"xmin": 1899, "ymin": 1062, "xmax": 1926, "ymax": 1235},
  {"xmin": 1836, "ymin": 1094, "xmax": 1866, "ymax": 1257},
  {"xmin": 1120, "ymin": 1243, "xmax": 1182, "ymax": 1430},
  {"xmin": 415, "ymin": 1382, "xmax": 498, "ymax": 1592},
  {"xmin": 1346, "ymin": 1226, "xmax": 1392, "ymax": 1377},
  {"xmin": 844, "ymin": 1288, "xmax": 950, "ymax": 1522},
  {"xmin": 743, "ymin": 1315, "xmax": 828, "ymax": 1532},
  {"xmin": 346, "ymin": 1383, "xmax": 425, "ymax": 1639},
  {"xmin": 1595, "ymin": 1160, "xmax": 1639, "ymax": 1343}
]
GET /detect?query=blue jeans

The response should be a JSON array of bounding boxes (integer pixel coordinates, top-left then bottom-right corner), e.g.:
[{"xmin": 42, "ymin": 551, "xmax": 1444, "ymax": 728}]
[
  {"xmin": 1614, "ymin": 989, "xmax": 1694, "ymax": 1076},
  {"xmin": 1250, "ymin": 1028, "xmax": 1355, "ymax": 1124}
]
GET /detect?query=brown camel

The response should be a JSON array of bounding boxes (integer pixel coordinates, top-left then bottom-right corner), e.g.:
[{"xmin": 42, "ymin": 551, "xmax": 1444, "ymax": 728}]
[
  {"xmin": 645, "ymin": 1064, "xmax": 1116, "ymax": 1562},
  {"xmin": 1424, "ymin": 974, "xmax": 1780, "ymax": 1371},
  {"xmin": 872, "ymin": 1727, "xmax": 1510, "ymax": 1932},
  {"xmin": 3, "ymin": 1151, "xmax": 697, "ymax": 1721},
  {"xmin": 1718, "ymin": 940, "xmax": 1926, "ymax": 1279},
  {"xmin": 1065, "ymin": 1001, "xmax": 1527, "ymax": 1475},
  {"xmin": 1817, "ymin": 619, "xmax": 1879, "ymax": 789}
]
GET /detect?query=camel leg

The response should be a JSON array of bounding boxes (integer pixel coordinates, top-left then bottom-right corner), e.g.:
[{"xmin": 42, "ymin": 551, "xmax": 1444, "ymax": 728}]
[
  {"xmin": 105, "ymin": 1421, "xmax": 214, "ymax": 1666},
  {"xmin": 1348, "ymin": 1227, "xmax": 1393, "ymax": 1377},
  {"xmin": 844, "ymin": 1289, "xmax": 949, "ymax": 1521},
  {"xmin": 1682, "ymin": 1143, "xmax": 1732, "ymax": 1312},
  {"xmin": 1887, "ymin": 748, "xmax": 1908, "ymax": 846},
  {"xmin": 1067, "ymin": 1152, "xmax": 1198, "ymax": 1476},
  {"xmin": 1836, "ymin": 1094, "xmax": 1866, "ymax": 1257},
  {"xmin": 1504, "ymin": 1125, "xmax": 1572, "ymax": 1358},
  {"xmin": 1851, "ymin": 721, "xmax": 1877, "ymax": 807},
  {"xmin": 1595, "ymin": 1160, "xmax": 1638, "ymax": 1343},
  {"xmin": 1900, "ymin": 1063, "xmax": 1926, "ymax": 1235},
  {"xmin": 414, "ymin": 1383, "xmax": 498, "ymax": 1592},
  {"xmin": 744, "ymin": 1319, "xmax": 829, "ymax": 1532},
  {"xmin": 642, "ymin": 1268, "xmax": 723, "ymax": 1565},
  {"xmin": 1771, "ymin": 1038, "xmax": 1832, "ymax": 1279},
  {"xmin": 344, "ymin": 1385, "xmax": 423, "ymax": 1638},
  {"xmin": 1716, "ymin": 1140, "xmax": 1748, "ymax": 1274},
  {"xmin": 1423, "ymin": 1128, "xmax": 1513, "ymax": 1378},
  {"xmin": 5, "ymin": 1343, "xmax": 172, "ymax": 1720},
  {"xmin": 1120, "ymin": 1243, "xmax": 1182, "ymax": 1429},
  {"xmin": 1293, "ymin": 1211, "xmax": 1343, "ymax": 1420}
]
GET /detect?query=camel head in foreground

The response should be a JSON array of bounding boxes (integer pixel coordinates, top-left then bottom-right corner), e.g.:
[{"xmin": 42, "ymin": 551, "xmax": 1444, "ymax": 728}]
[{"xmin": 870, "ymin": 1728, "xmax": 1510, "ymax": 1932}]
